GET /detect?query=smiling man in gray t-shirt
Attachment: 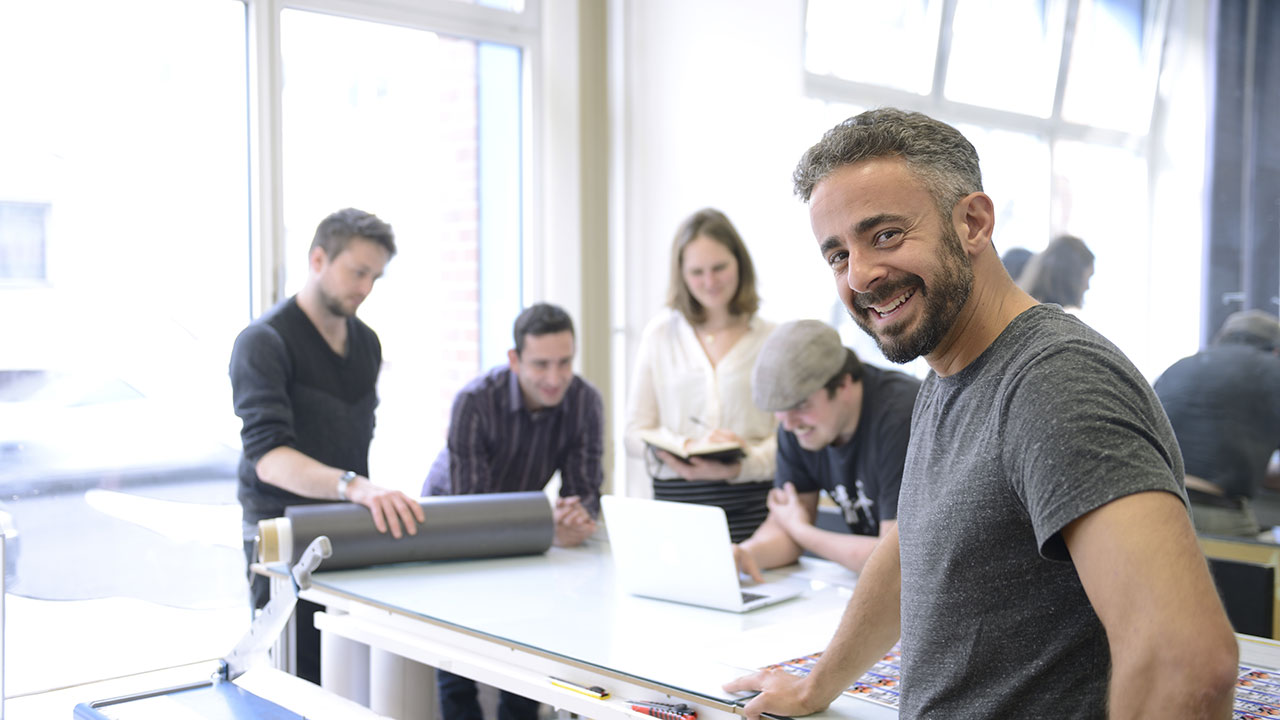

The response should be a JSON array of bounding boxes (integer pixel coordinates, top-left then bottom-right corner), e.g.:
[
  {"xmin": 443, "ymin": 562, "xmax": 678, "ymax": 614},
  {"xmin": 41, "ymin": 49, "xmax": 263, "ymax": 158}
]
[{"xmin": 725, "ymin": 108, "xmax": 1237, "ymax": 719}]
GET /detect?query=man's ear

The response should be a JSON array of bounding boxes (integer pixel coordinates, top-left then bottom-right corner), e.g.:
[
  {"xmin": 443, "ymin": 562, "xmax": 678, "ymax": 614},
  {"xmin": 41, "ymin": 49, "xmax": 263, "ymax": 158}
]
[
  {"xmin": 508, "ymin": 348, "xmax": 520, "ymax": 370},
  {"xmin": 838, "ymin": 372, "xmax": 863, "ymax": 403},
  {"xmin": 308, "ymin": 245, "xmax": 328, "ymax": 273},
  {"xmin": 953, "ymin": 192, "xmax": 996, "ymax": 256},
  {"xmin": 834, "ymin": 372, "xmax": 853, "ymax": 393}
]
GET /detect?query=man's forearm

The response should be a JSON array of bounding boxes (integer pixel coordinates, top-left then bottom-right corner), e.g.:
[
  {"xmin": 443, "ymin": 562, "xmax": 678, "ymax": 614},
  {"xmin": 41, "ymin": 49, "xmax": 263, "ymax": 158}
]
[
  {"xmin": 803, "ymin": 527, "xmax": 903, "ymax": 705},
  {"xmin": 786, "ymin": 521, "xmax": 889, "ymax": 573},
  {"xmin": 740, "ymin": 519, "xmax": 804, "ymax": 571},
  {"xmin": 255, "ymin": 446, "xmax": 346, "ymax": 499}
]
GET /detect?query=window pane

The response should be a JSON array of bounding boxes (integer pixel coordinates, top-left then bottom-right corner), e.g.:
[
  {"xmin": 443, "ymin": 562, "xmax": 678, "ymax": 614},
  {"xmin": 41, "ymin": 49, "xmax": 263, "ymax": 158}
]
[
  {"xmin": 468, "ymin": 0, "xmax": 526, "ymax": 10},
  {"xmin": 804, "ymin": 0, "xmax": 942, "ymax": 95},
  {"xmin": 0, "ymin": 0, "xmax": 249, "ymax": 693},
  {"xmin": 280, "ymin": 10, "xmax": 523, "ymax": 490},
  {"xmin": 478, "ymin": 41, "xmax": 524, "ymax": 368},
  {"xmin": 955, "ymin": 124, "xmax": 1052, "ymax": 258},
  {"xmin": 1062, "ymin": 0, "xmax": 1154, "ymax": 132},
  {"xmin": 946, "ymin": 0, "xmax": 1069, "ymax": 117},
  {"xmin": 1053, "ymin": 141, "xmax": 1152, "ymax": 372},
  {"xmin": 0, "ymin": 202, "xmax": 50, "ymax": 282}
]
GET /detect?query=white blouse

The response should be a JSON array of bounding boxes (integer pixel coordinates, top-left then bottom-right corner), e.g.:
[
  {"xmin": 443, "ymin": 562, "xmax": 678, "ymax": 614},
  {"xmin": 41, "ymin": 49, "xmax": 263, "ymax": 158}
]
[{"xmin": 624, "ymin": 309, "xmax": 778, "ymax": 482}]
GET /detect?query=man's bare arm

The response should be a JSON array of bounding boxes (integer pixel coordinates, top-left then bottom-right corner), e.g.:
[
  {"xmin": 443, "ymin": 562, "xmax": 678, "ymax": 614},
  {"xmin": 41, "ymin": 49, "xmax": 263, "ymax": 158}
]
[
  {"xmin": 1063, "ymin": 490, "xmax": 1237, "ymax": 718},
  {"xmin": 723, "ymin": 524, "xmax": 903, "ymax": 720},
  {"xmin": 765, "ymin": 483, "xmax": 889, "ymax": 572}
]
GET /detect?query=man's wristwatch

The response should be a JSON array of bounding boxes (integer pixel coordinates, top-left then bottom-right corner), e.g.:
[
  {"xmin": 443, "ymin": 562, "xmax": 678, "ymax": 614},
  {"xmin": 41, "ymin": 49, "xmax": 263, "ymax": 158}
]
[{"xmin": 337, "ymin": 470, "xmax": 358, "ymax": 500}]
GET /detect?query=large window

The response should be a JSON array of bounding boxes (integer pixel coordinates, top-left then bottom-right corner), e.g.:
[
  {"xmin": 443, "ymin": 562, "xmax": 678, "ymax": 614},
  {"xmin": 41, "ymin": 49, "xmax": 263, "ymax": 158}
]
[
  {"xmin": 804, "ymin": 0, "xmax": 1200, "ymax": 380},
  {"xmin": 803, "ymin": 0, "xmax": 941, "ymax": 95},
  {"xmin": 0, "ymin": 0, "xmax": 533, "ymax": 700},
  {"xmin": 947, "ymin": 0, "xmax": 1068, "ymax": 116},
  {"xmin": 0, "ymin": 0, "xmax": 250, "ymax": 696},
  {"xmin": 278, "ymin": 9, "xmax": 525, "ymax": 486}
]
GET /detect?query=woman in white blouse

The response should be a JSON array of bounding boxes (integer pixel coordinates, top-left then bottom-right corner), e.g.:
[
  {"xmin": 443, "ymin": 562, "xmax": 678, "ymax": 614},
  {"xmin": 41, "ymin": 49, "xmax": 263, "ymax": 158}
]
[{"xmin": 624, "ymin": 208, "xmax": 777, "ymax": 542}]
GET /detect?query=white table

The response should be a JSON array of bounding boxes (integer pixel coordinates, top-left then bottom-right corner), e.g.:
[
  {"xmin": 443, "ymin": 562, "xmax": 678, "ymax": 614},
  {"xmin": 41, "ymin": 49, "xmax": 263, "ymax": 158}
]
[
  {"xmin": 266, "ymin": 535, "xmax": 1280, "ymax": 720},
  {"xmin": 277, "ymin": 535, "xmax": 898, "ymax": 720}
]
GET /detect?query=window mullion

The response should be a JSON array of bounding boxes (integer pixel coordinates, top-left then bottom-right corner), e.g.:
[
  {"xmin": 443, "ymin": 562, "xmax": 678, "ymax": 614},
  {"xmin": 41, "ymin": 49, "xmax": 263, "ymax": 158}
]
[
  {"xmin": 247, "ymin": 0, "xmax": 286, "ymax": 316},
  {"xmin": 930, "ymin": 0, "xmax": 958, "ymax": 103},
  {"xmin": 1051, "ymin": 0, "xmax": 1080, "ymax": 122}
]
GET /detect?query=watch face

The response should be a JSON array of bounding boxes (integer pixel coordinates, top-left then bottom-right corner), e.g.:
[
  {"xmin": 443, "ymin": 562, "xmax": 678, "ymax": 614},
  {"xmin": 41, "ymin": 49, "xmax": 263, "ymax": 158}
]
[{"xmin": 338, "ymin": 471, "xmax": 356, "ymax": 499}]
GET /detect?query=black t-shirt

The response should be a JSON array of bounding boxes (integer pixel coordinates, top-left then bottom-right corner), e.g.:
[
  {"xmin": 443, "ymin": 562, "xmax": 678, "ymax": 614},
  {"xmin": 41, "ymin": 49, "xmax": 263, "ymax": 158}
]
[
  {"xmin": 775, "ymin": 364, "xmax": 920, "ymax": 536},
  {"xmin": 1154, "ymin": 343, "xmax": 1280, "ymax": 498},
  {"xmin": 229, "ymin": 296, "xmax": 382, "ymax": 527}
]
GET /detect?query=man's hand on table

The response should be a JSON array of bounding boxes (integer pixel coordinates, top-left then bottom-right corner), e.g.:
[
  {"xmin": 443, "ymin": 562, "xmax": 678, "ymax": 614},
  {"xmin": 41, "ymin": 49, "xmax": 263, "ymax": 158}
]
[
  {"xmin": 553, "ymin": 495, "xmax": 597, "ymax": 547},
  {"xmin": 723, "ymin": 666, "xmax": 835, "ymax": 720}
]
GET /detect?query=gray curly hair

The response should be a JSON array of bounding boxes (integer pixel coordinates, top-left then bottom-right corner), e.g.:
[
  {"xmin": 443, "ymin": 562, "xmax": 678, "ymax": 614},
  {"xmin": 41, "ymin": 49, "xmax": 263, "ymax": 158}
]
[{"xmin": 793, "ymin": 108, "xmax": 983, "ymax": 221}]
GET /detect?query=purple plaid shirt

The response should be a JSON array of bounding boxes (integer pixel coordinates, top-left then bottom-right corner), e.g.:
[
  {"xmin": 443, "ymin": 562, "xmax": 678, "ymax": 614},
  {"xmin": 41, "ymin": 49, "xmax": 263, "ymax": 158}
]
[{"xmin": 424, "ymin": 366, "xmax": 604, "ymax": 516}]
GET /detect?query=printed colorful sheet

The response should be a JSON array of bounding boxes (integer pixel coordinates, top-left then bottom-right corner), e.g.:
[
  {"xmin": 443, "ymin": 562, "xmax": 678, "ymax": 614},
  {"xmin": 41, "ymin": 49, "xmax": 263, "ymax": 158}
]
[
  {"xmin": 763, "ymin": 651, "xmax": 1280, "ymax": 714},
  {"xmin": 1236, "ymin": 665, "xmax": 1280, "ymax": 718},
  {"xmin": 762, "ymin": 645, "xmax": 902, "ymax": 710}
]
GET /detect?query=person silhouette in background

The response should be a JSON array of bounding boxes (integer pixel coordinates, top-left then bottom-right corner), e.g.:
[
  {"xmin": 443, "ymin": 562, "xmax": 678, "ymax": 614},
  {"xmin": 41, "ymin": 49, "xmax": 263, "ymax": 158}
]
[
  {"xmin": 230, "ymin": 208, "xmax": 425, "ymax": 684},
  {"xmin": 1018, "ymin": 233, "xmax": 1094, "ymax": 311},
  {"xmin": 624, "ymin": 208, "xmax": 778, "ymax": 542},
  {"xmin": 733, "ymin": 320, "xmax": 918, "ymax": 578},
  {"xmin": 1154, "ymin": 309, "xmax": 1280, "ymax": 538},
  {"xmin": 999, "ymin": 246, "xmax": 1034, "ymax": 283},
  {"xmin": 423, "ymin": 302, "xmax": 603, "ymax": 720}
]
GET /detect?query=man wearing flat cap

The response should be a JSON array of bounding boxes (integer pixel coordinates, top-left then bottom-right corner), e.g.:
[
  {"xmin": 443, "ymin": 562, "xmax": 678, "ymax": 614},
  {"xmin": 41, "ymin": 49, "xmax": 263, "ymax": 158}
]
[
  {"xmin": 733, "ymin": 319, "xmax": 920, "ymax": 579},
  {"xmin": 1154, "ymin": 309, "xmax": 1280, "ymax": 537}
]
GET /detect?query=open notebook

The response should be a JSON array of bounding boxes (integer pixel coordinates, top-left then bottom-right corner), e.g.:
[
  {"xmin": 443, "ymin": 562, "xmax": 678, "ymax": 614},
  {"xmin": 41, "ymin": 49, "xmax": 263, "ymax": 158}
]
[
  {"xmin": 601, "ymin": 496, "xmax": 805, "ymax": 612},
  {"xmin": 638, "ymin": 428, "xmax": 745, "ymax": 464}
]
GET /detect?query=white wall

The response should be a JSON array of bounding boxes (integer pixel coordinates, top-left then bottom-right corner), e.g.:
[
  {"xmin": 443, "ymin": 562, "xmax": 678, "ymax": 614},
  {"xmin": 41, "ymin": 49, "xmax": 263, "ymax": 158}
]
[
  {"xmin": 614, "ymin": 0, "xmax": 839, "ymax": 492},
  {"xmin": 617, "ymin": 1, "xmax": 835, "ymax": 340}
]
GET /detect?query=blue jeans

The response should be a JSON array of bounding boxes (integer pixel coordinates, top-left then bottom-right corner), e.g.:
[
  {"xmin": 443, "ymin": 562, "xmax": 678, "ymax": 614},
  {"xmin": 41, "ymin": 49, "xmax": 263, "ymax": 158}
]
[{"xmin": 437, "ymin": 669, "xmax": 541, "ymax": 720}]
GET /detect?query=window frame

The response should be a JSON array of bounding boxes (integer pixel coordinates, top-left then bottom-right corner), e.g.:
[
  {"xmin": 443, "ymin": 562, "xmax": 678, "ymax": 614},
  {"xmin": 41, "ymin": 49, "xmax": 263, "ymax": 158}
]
[
  {"xmin": 245, "ymin": 0, "xmax": 543, "ymax": 317},
  {"xmin": 799, "ymin": 0, "xmax": 1198, "ymax": 378},
  {"xmin": 800, "ymin": 0, "xmax": 1170, "ymax": 228}
]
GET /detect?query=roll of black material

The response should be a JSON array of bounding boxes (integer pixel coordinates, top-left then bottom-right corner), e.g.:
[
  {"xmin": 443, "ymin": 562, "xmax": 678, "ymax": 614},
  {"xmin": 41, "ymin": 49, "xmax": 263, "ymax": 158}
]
[{"xmin": 257, "ymin": 492, "xmax": 555, "ymax": 570}]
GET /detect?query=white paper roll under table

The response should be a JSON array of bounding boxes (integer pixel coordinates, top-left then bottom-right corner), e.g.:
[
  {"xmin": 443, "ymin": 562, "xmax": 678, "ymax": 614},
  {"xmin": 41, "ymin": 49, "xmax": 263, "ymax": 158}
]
[{"xmin": 257, "ymin": 492, "xmax": 555, "ymax": 570}]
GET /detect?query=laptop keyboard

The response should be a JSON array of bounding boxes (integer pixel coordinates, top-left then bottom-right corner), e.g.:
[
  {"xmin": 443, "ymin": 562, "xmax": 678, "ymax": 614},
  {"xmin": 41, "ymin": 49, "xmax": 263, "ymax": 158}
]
[{"xmin": 741, "ymin": 590, "xmax": 766, "ymax": 604}]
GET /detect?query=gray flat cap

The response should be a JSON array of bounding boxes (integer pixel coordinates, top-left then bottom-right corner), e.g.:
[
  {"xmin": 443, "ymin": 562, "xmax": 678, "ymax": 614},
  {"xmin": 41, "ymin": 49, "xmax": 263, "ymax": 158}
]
[{"xmin": 752, "ymin": 320, "xmax": 847, "ymax": 412}]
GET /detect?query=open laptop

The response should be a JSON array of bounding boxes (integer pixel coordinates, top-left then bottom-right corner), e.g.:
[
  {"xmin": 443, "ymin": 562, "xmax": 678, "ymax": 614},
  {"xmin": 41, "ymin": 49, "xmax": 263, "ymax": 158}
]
[{"xmin": 601, "ymin": 495, "xmax": 806, "ymax": 613}]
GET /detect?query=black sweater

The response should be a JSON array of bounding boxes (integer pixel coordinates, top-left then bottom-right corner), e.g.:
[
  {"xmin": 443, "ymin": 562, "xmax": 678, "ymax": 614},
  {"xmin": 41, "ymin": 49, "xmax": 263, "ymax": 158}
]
[{"xmin": 229, "ymin": 296, "xmax": 381, "ymax": 527}]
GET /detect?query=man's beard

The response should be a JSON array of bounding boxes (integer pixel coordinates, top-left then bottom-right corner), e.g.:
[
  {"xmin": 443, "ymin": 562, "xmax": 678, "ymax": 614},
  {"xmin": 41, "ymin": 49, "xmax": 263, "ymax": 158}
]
[
  {"xmin": 318, "ymin": 286, "xmax": 356, "ymax": 318},
  {"xmin": 847, "ymin": 226, "xmax": 973, "ymax": 364}
]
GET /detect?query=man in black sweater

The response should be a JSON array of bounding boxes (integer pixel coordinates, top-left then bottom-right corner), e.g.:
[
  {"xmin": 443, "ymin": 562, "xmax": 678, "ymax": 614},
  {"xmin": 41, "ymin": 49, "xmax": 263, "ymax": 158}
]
[{"xmin": 230, "ymin": 208, "xmax": 424, "ymax": 683}]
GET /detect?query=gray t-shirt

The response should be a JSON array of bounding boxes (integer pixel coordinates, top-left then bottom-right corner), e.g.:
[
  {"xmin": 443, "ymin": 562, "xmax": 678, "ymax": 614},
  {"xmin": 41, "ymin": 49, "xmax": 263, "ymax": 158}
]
[{"xmin": 898, "ymin": 304, "xmax": 1185, "ymax": 718}]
